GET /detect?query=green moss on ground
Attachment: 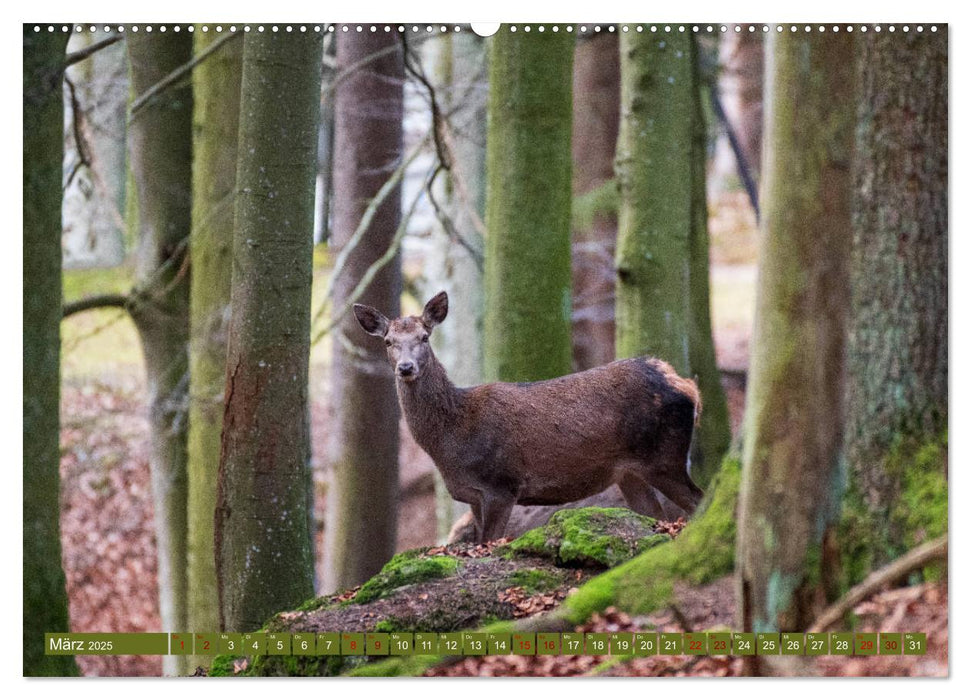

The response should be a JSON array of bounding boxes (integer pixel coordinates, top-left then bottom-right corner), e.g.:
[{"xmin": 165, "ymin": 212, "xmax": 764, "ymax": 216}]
[
  {"xmin": 207, "ymin": 654, "xmax": 246, "ymax": 677},
  {"xmin": 501, "ymin": 507, "xmax": 669, "ymax": 568},
  {"xmin": 561, "ymin": 457, "xmax": 740, "ymax": 623},
  {"xmin": 354, "ymin": 550, "xmax": 462, "ymax": 605},
  {"xmin": 506, "ymin": 568, "xmax": 567, "ymax": 593}
]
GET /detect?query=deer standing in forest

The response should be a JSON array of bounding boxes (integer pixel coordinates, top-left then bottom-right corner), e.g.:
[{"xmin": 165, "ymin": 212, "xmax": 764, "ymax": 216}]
[{"xmin": 354, "ymin": 291, "xmax": 704, "ymax": 543}]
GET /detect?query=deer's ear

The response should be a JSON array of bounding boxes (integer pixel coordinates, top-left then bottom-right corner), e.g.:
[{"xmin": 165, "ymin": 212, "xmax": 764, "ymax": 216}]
[
  {"xmin": 354, "ymin": 304, "xmax": 390, "ymax": 337},
  {"xmin": 422, "ymin": 291, "xmax": 449, "ymax": 328}
]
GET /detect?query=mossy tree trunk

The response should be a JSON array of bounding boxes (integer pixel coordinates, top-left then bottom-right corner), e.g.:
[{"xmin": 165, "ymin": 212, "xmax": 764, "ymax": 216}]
[
  {"xmin": 126, "ymin": 34, "xmax": 193, "ymax": 666},
  {"xmin": 23, "ymin": 26, "xmax": 78, "ymax": 677},
  {"xmin": 571, "ymin": 33, "xmax": 619, "ymax": 371},
  {"xmin": 324, "ymin": 32, "xmax": 404, "ymax": 590},
  {"xmin": 842, "ymin": 30, "xmax": 948, "ymax": 582},
  {"xmin": 187, "ymin": 28, "xmax": 241, "ymax": 660},
  {"xmin": 615, "ymin": 32, "xmax": 729, "ymax": 488},
  {"xmin": 484, "ymin": 27, "xmax": 574, "ymax": 382},
  {"xmin": 214, "ymin": 31, "xmax": 322, "ymax": 631},
  {"xmin": 422, "ymin": 32, "xmax": 486, "ymax": 540},
  {"xmin": 737, "ymin": 30, "xmax": 855, "ymax": 645}
]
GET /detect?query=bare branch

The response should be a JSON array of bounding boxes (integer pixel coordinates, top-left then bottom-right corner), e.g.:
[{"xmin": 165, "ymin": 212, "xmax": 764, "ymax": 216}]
[
  {"xmin": 63, "ymin": 76, "xmax": 91, "ymax": 189},
  {"xmin": 311, "ymin": 170, "xmax": 433, "ymax": 346},
  {"xmin": 62, "ymin": 293, "xmax": 130, "ymax": 319},
  {"xmin": 129, "ymin": 30, "xmax": 241, "ymax": 122},
  {"xmin": 64, "ymin": 33, "xmax": 124, "ymax": 67},
  {"xmin": 808, "ymin": 535, "xmax": 948, "ymax": 633}
]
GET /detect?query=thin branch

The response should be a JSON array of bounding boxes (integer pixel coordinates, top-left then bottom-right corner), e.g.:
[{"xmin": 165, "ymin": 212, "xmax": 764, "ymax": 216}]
[
  {"xmin": 63, "ymin": 76, "xmax": 91, "ymax": 189},
  {"xmin": 311, "ymin": 170, "xmax": 433, "ymax": 346},
  {"xmin": 129, "ymin": 30, "xmax": 241, "ymax": 122},
  {"xmin": 707, "ymin": 79, "xmax": 760, "ymax": 221},
  {"xmin": 808, "ymin": 535, "xmax": 948, "ymax": 633},
  {"xmin": 62, "ymin": 293, "xmax": 130, "ymax": 319},
  {"xmin": 65, "ymin": 33, "xmax": 124, "ymax": 67},
  {"xmin": 309, "ymin": 134, "xmax": 431, "ymax": 332}
]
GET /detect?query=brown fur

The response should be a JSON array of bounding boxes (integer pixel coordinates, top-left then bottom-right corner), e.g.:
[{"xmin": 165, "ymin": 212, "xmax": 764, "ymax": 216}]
[{"xmin": 354, "ymin": 292, "xmax": 704, "ymax": 543}]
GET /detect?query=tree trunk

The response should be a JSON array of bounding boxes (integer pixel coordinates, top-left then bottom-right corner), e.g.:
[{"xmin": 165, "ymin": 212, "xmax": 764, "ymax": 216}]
[
  {"xmin": 484, "ymin": 28, "xmax": 574, "ymax": 382},
  {"xmin": 737, "ymin": 30, "xmax": 855, "ymax": 647},
  {"xmin": 324, "ymin": 32, "xmax": 404, "ymax": 591},
  {"xmin": 23, "ymin": 26, "xmax": 78, "ymax": 677},
  {"xmin": 422, "ymin": 32, "xmax": 487, "ymax": 541},
  {"xmin": 842, "ymin": 30, "xmax": 948, "ymax": 581},
  {"xmin": 187, "ymin": 27, "xmax": 241, "ymax": 655},
  {"xmin": 615, "ymin": 32, "xmax": 729, "ymax": 487},
  {"xmin": 571, "ymin": 34, "xmax": 619, "ymax": 371},
  {"xmin": 688, "ymin": 43, "xmax": 732, "ymax": 488},
  {"xmin": 126, "ymin": 33, "xmax": 193, "ymax": 667},
  {"xmin": 214, "ymin": 31, "xmax": 321, "ymax": 631}
]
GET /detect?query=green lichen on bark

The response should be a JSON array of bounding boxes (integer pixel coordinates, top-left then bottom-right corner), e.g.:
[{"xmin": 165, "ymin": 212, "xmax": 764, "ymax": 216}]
[
  {"xmin": 501, "ymin": 507, "xmax": 668, "ymax": 568},
  {"xmin": 737, "ymin": 29, "xmax": 856, "ymax": 634},
  {"xmin": 562, "ymin": 457, "xmax": 740, "ymax": 621},
  {"xmin": 484, "ymin": 26, "xmax": 574, "ymax": 382},
  {"xmin": 187, "ymin": 27, "xmax": 241, "ymax": 666},
  {"xmin": 839, "ymin": 432, "xmax": 948, "ymax": 586}
]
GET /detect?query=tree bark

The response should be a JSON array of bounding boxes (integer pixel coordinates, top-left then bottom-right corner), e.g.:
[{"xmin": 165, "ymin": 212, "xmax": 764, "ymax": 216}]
[
  {"xmin": 187, "ymin": 26, "xmax": 241, "ymax": 654},
  {"xmin": 214, "ymin": 31, "xmax": 321, "ymax": 632},
  {"xmin": 484, "ymin": 27, "xmax": 574, "ymax": 382},
  {"xmin": 571, "ymin": 34, "xmax": 619, "ymax": 371},
  {"xmin": 712, "ymin": 28, "xmax": 763, "ymax": 190},
  {"xmin": 842, "ymin": 30, "xmax": 948, "ymax": 578},
  {"xmin": 126, "ymin": 33, "xmax": 193, "ymax": 664},
  {"xmin": 422, "ymin": 32, "xmax": 486, "ymax": 541},
  {"xmin": 324, "ymin": 32, "xmax": 404, "ymax": 591},
  {"xmin": 23, "ymin": 26, "xmax": 78, "ymax": 677},
  {"xmin": 737, "ymin": 30, "xmax": 855, "ymax": 645},
  {"xmin": 615, "ymin": 32, "xmax": 729, "ymax": 487}
]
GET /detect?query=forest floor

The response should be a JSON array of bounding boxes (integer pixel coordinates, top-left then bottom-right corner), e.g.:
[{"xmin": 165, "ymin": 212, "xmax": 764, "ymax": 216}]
[{"xmin": 54, "ymin": 190, "xmax": 946, "ymax": 678}]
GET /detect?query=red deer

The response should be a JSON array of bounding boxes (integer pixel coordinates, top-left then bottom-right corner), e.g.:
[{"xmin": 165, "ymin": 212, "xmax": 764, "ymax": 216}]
[{"xmin": 354, "ymin": 291, "xmax": 704, "ymax": 544}]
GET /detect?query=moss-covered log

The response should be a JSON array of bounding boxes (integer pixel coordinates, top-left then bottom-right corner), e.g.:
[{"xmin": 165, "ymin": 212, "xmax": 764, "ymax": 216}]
[
  {"xmin": 215, "ymin": 31, "xmax": 322, "ymax": 632},
  {"xmin": 484, "ymin": 26, "xmax": 574, "ymax": 382},
  {"xmin": 23, "ymin": 26, "xmax": 77, "ymax": 677},
  {"xmin": 841, "ymin": 29, "xmax": 948, "ymax": 583},
  {"xmin": 187, "ymin": 28, "xmax": 241, "ymax": 666}
]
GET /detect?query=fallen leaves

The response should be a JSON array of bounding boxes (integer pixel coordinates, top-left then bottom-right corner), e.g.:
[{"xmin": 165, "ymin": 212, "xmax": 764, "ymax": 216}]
[{"xmin": 498, "ymin": 586, "xmax": 567, "ymax": 618}]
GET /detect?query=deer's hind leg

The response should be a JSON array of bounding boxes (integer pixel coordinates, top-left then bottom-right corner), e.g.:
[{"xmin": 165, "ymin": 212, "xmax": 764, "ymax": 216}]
[{"xmin": 618, "ymin": 472, "xmax": 667, "ymax": 519}]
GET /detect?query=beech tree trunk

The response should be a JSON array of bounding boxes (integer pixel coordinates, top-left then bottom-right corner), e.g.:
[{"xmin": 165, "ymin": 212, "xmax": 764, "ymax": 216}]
[
  {"xmin": 23, "ymin": 26, "xmax": 77, "ymax": 677},
  {"xmin": 841, "ymin": 30, "xmax": 948, "ymax": 582},
  {"xmin": 484, "ymin": 27, "xmax": 574, "ymax": 382},
  {"xmin": 126, "ymin": 33, "xmax": 193, "ymax": 662},
  {"xmin": 422, "ymin": 32, "xmax": 486, "ymax": 541},
  {"xmin": 615, "ymin": 32, "xmax": 729, "ymax": 487},
  {"xmin": 737, "ymin": 30, "xmax": 855, "ymax": 645},
  {"xmin": 187, "ymin": 28, "xmax": 241, "ymax": 656},
  {"xmin": 324, "ymin": 32, "xmax": 404, "ymax": 591},
  {"xmin": 215, "ymin": 31, "xmax": 322, "ymax": 631},
  {"xmin": 571, "ymin": 34, "xmax": 619, "ymax": 371}
]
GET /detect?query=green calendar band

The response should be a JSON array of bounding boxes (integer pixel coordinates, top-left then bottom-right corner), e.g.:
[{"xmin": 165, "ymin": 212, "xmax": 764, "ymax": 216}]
[
  {"xmin": 45, "ymin": 633, "xmax": 169, "ymax": 655},
  {"xmin": 42, "ymin": 631, "xmax": 929, "ymax": 656}
]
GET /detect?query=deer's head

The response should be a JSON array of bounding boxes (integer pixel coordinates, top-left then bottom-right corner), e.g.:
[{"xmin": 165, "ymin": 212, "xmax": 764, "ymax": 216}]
[{"xmin": 354, "ymin": 291, "xmax": 448, "ymax": 382}]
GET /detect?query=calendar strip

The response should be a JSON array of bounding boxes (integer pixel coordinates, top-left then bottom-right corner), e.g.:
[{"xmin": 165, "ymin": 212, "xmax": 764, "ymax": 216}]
[{"xmin": 44, "ymin": 631, "xmax": 929, "ymax": 656}]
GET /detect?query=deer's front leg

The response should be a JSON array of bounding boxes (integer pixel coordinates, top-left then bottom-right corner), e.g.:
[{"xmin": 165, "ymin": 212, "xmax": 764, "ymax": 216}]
[{"xmin": 478, "ymin": 492, "xmax": 515, "ymax": 544}]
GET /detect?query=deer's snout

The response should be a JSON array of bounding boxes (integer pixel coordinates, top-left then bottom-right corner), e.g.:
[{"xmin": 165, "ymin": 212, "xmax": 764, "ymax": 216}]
[{"xmin": 397, "ymin": 360, "xmax": 417, "ymax": 379}]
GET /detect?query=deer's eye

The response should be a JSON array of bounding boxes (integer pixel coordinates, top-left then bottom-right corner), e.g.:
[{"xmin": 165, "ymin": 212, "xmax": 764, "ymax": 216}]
[
  {"xmin": 385, "ymin": 339, "xmax": 392, "ymax": 347},
  {"xmin": 420, "ymin": 335, "xmax": 429, "ymax": 343}
]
